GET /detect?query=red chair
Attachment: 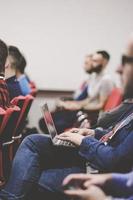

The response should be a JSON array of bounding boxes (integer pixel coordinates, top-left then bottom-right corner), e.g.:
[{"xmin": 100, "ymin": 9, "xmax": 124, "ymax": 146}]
[
  {"xmin": 12, "ymin": 95, "xmax": 34, "ymax": 141},
  {"xmin": 9, "ymin": 95, "xmax": 34, "ymax": 160},
  {"xmin": 0, "ymin": 106, "xmax": 20, "ymax": 136},
  {"xmin": 0, "ymin": 106, "xmax": 20, "ymax": 184},
  {"xmin": 29, "ymin": 81, "xmax": 36, "ymax": 90},
  {"xmin": 29, "ymin": 81, "xmax": 37, "ymax": 97},
  {"xmin": 103, "ymin": 88, "xmax": 123, "ymax": 112}
]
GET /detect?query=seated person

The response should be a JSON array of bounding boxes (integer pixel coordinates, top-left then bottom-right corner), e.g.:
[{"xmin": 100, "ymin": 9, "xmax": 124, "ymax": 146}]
[
  {"xmin": 5, "ymin": 46, "xmax": 23, "ymax": 100},
  {"xmin": 52, "ymin": 51, "xmax": 115, "ymax": 133},
  {"xmin": 1, "ymin": 53, "xmax": 133, "ymax": 199},
  {"xmin": 93, "ymin": 38, "xmax": 133, "ymax": 130},
  {"xmin": 0, "ymin": 39, "xmax": 10, "ymax": 109},
  {"xmin": 63, "ymin": 172, "xmax": 133, "ymax": 200},
  {"xmin": 0, "ymin": 42, "xmax": 133, "ymax": 200},
  {"xmin": 58, "ymin": 51, "xmax": 115, "ymax": 112},
  {"xmin": 16, "ymin": 52, "xmax": 31, "ymax": 96}
]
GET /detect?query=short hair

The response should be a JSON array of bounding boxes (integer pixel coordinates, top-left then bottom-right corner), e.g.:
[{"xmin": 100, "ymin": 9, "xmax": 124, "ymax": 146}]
[
  {"xmin": 97, "ymin": 50, "xmax": 110, "ymax": 61},
  {"xmin": 9, "ymin": 46, "xmax": 27, "ymax": 73},
  {"xmin": 0, "ymin": 39, "xmax": 8, "ymax": 73},
  {"xmin": 8, "ymin": 46, "xmax": 22, "ymax": 69}
]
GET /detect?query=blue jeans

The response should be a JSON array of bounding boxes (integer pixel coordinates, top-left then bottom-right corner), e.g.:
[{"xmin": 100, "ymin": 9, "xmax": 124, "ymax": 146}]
[{"xmin": 0, "ymin": 134, "xmax": 86, "ymax": 200}]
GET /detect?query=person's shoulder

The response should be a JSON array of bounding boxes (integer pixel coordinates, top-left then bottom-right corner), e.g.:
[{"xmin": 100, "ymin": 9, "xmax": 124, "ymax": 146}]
[
  {"xmin": 101, "ymin": 73, "xmax": 115, "ymax": 85},
  {"xmin": 102, "ymin": 73, "xmax": 113, "ymax": 80}
]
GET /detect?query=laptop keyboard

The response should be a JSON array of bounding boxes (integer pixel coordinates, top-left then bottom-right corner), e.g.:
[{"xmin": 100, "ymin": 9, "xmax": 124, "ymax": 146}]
[{"xmin": 53, "ymin": 137, "xmax": 75, "ymax": 148}]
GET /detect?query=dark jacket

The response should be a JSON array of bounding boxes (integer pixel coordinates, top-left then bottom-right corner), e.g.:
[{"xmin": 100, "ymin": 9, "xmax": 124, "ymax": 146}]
[
  {"xmin": 97, "ymin": 100, "xmax": 133, "ymax": 129},
  {"xmin": 6, "ymin": 76, "xmax": 23, "ymax": 100},
  {"xmin": 79, "ymin": 121, "xmax": 133, "ymax": 173}
]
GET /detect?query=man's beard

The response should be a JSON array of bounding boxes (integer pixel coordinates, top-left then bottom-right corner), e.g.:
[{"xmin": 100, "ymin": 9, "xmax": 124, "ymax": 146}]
[
  {"xmin": 123, "ymin": 79, "xmax": 133, "ymax": 99},
  {"xmin": 86, "ymin": 68, "xmax": 94, "ymax": 74},
  {"xmin": 92, "ymin": 65, "xmax": 103, "ymax": 73}
]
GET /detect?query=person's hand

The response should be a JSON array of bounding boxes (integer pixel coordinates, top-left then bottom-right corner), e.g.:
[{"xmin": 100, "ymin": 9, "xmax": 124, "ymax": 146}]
[
  {"xmin": 55, "ymin": 131, "xmax": 85, "ymax": 146},
  {"xmin": 69, "ymin": 128, "xmax": 95, "ymax": 137},
  {"xmin": 80, "ymin": 120, "xmax": 91, "ymax": 129},
  {"xmin": 83, "ymin": 174, "xmax": 112, "ymax": 188},
  {"xmin": 64, "ymin": 185, "xmax": 107, "ymax": 200},
  {"xmin": 63, "ymin": 173, "xmax": 112, "ymax": 189},
  {"xmin": 56, "ymin": 99, "xmax": 66, "ymax": 109},
  {"xmin": 56, "ymin": 100, "xmax": 81, "ymax": 111}
]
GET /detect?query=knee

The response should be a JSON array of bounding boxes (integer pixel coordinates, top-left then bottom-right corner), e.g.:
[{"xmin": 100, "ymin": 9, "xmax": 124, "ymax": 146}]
[{"xmin": 20, "ymin": 134, "xmax": 52, "ymax": 151}]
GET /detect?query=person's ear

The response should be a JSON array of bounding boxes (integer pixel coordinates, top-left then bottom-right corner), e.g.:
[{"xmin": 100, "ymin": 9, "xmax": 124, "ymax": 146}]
[
  {"xmin": 5, "ymin": 58, "xmax": 10, "ymax": 69},
  {"xmin": 5, "ymin": 63, "xmax": 9, "ymax": 69}
]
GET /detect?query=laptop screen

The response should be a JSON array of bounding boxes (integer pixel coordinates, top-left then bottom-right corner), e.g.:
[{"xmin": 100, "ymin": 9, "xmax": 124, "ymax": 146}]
[{"xmin": 41, "ymin": 103, "xmax": 58, "ymax": 139}]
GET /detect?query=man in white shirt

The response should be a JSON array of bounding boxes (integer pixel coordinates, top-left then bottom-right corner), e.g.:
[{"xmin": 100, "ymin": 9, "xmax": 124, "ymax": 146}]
[
  {"xmin": 59, "ymin": 51, "xmax": 115, "ymax": 111},
  {"xmin": 54, "ymin": 51, "xmax": 115, "ymax": 130}
]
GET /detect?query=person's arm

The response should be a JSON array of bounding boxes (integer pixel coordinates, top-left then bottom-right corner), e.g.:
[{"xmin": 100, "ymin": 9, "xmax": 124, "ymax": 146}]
[
  {"xmin": 79, "ymin": 130, "xmax": 133, "ymax": 171},
  {"xmin": 83, "ymin": 95, "xmax": 108, "ymax": 111}
]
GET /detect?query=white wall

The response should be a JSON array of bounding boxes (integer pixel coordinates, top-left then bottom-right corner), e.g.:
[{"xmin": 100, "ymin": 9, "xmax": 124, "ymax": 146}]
[{"xmin": 0, "ymin": 0, "xmax": 133, "ymax": 90}]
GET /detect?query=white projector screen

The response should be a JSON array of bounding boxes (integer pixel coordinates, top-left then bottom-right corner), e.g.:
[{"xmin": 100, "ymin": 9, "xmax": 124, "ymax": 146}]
[{"xmin": 0, "ymin": 0, "xmax": 133, "ymax": 90}]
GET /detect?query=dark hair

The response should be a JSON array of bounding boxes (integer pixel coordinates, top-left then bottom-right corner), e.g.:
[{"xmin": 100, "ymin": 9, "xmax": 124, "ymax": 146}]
[
  {"xmin": 121, "ymin": 55, "xmax": 133, "ymax": 66},
  {"xmin": 9, "ymin": 46, "xmax": 27, "ymax": 73},
  {"xmin": 97, "ymin": 50, "xmax": 110, "ymax": 61},
  {"xmin": 18, "ymin": 55, "xmax": 27, "ymax": 74},
  {"xmin": 0, "ymin": 39, "xmax": 8, "ymax": 74},
  {"xmin": 8, "ymin": 46, "xmax": 22, "ymax": 69}
]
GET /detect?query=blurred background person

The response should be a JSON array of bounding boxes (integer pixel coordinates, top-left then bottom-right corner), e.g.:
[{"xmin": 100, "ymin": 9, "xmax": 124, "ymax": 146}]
[
  {"xmin": 51, "ymin": 51, "xmax": 115, "ymax": 133},
  {"xmin": 16, "ymin": 52, "xmax": 31, "ymax": 96},
  {"xmin": 5, "ymin": 46, "xmax": 23, "ymax": 100}
]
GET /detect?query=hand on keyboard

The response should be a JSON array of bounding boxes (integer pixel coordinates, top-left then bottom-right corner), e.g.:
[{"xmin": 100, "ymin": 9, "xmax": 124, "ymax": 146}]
[
  {"xmin": 55, "ymin": 131, "xmax": 85, "ymax": 146},
  {"xmin": 53, "ymin": 137, "xmax": 75, "ymax": 147}
]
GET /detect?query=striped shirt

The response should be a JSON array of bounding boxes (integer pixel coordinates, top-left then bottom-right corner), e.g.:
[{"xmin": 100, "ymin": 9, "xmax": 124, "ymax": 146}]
[{"xmin": 0, "ymin": 79, "xmax": 10, "ymax": 109}]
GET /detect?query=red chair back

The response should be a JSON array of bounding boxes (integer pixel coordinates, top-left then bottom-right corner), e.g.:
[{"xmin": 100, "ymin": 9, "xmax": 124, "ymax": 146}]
[
  {"xmin": 0, "ymin": 106, "xmax": 20, "ymax": 180},
  {"xmin": 29, "ymin": 81, "xmax": 37, "ymax": 97},
  {"xmin": 103, "ymin": 88, "xmax": 123, "ymax": 112},
  {"xmin": 11, "ymin": 95, "xmax": 26, "ymax": 109},
  {"xmin": 12, "ymin": 95, "xmax": 34, "ymax": 137},
  {"xmin": 0, "ymin": 106, "xmax": 20, "ymax": 141}
]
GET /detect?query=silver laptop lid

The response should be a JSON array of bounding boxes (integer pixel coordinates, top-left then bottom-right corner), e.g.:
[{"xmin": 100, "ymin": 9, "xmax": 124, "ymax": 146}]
[{"xmin": 41, "ymin": 103, "xmax": 58, "ymax": 139}]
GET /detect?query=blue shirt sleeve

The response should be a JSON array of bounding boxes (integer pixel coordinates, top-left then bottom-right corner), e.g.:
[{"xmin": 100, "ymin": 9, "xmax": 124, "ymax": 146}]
[
  {"xmin": 79, "ymin": 130, "xmax": 133, "ymax": 171},
  {"xmin": 106, "ymin": 172, "xmax": 133, "ymax": 197},
  {"xmin": 18, "ymin": 76, "xmax": 31, "ymax": 96}
]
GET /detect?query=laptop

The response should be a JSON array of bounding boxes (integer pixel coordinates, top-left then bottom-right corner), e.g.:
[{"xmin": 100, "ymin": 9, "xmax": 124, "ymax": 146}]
[{"xmin": 41, "ymin": 103, "xmax": 76, "ymax": 148}]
